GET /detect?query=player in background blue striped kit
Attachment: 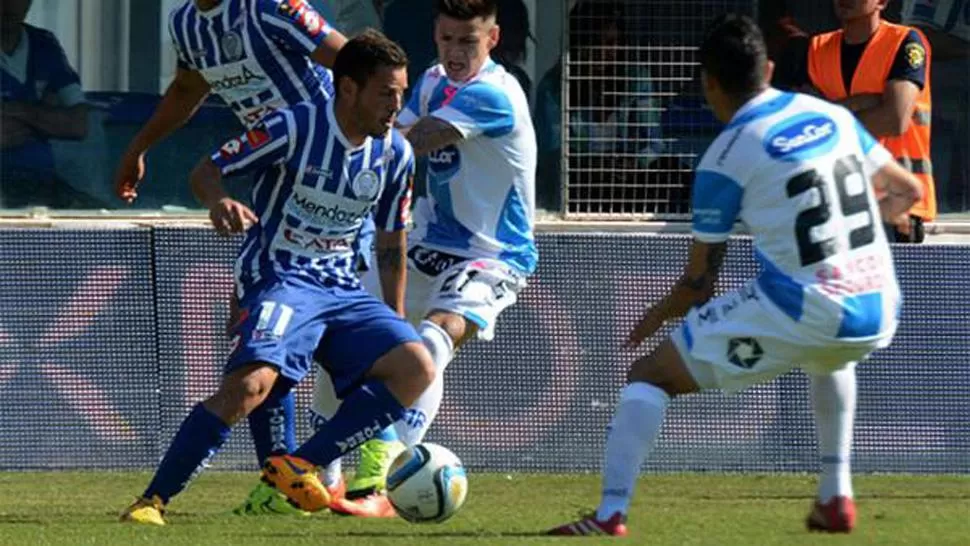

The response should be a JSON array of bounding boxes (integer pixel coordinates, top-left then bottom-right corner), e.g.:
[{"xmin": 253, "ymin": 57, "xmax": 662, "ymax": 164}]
[
  {"xmin": 113, "ymin": 0, "xmax": 404, "ymax": 511},
  {"xmin": 120, "ymin": 29, "xmax": 434, "ymax": 526}
]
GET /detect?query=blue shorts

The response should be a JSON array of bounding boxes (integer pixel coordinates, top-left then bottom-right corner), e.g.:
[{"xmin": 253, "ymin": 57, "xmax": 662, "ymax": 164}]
[{"xmin": 227, "ymin": 274, "xmax": 420, "ymax": 395}]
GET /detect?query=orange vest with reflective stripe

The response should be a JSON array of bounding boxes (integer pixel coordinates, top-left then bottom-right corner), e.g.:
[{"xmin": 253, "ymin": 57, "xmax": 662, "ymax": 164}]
[{"xmin": 807, "ymin": 22, "xmax": 936, "ymax": 220}]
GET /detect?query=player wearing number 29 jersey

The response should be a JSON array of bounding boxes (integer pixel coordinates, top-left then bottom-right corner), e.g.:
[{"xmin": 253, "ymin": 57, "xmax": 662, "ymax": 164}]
[
  {"xmin": 692, "ymin": 88, "xmax": 900, "ymax": 347},
  {"xmin": 547, "ymin": 16, "xmax": 922, "ymax": 538}
]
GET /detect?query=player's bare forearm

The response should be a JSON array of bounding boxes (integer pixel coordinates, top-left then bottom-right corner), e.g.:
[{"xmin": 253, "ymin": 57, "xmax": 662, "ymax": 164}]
[
  {"xmin": 5, "ymin": 102, "xmax": 88, "ymax": 140},
  {"xmin": 626, "ymin": 241, "xmax": 727, "ymax": 347},
  {"xmin": 376, "ymin": 229, "xmax": 407, "ymax": 316},
  {"xmin": 127, "ymin": 68, "xmax": 210, "ymax": 156},
  {"xmin": 664, "ymin": 241, "xmax": 727, "ymax": 318},
  {"xmin": 404, "ymin": 117, "xmax": 464, "ymax": 156},
  {"xmin": 189, "ymin": 158, "xmax": 230, "ymax": 209}
]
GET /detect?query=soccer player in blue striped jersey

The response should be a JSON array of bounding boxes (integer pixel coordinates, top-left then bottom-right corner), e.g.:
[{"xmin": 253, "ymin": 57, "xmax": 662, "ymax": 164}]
[
  {"xmin": 120, "ymin": 30, "xmax": 436, "ymax": 526},
  {"xmin": 114, "ymin": 0, "xmax": 403, "ymax": 507}
]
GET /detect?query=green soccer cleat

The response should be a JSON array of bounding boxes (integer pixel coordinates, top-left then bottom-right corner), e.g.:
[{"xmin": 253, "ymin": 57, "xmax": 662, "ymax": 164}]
[
  {"xmin": 232, "ymin": 481, "xmax": 311, "ymax": 517},
  {"xmin": 346, "ymin": 438, "xmax": 404, "ymax": 498}
]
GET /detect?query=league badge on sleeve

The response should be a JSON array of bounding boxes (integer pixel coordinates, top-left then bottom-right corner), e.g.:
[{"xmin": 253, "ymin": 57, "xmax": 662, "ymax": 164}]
[{"xmin": 219, "ymin": 138, "xmax": 244, "ymax": 159}]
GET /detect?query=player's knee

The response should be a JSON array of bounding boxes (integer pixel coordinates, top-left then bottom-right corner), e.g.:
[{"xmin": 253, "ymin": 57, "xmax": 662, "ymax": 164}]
[
  {"xmin": 426, "ymin": 310, "xmax": 475, "ymax": 347},
  {"xmin": 400, "ymin": 342, "xmax": 436, "ymax": 394},
  {"xmin": 626, "ymin": 340, "xmax": 699, "ymax": 397},
  {"xmin": 209, "ymin": 363, "xmax": 277, "ymax": 423},
  {"xmin": 372, "ymin": 342, "xmax": 436, "ymax": 407}
]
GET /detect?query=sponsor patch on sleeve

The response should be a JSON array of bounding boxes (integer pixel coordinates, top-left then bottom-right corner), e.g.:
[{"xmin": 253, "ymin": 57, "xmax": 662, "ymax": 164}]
[
  {"xmin": 277, "ymin": 0, "xmax": 306, "ymax": 18},
  {"xmin": 246, "ymin": 127, "xmax": 271, "ymax": 150}
]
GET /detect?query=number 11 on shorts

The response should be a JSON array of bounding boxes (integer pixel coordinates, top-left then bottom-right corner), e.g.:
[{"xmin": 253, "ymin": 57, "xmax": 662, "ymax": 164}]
[{"xmin": 255, "ymin": 301, "xmax": 294, "ymax": 339}]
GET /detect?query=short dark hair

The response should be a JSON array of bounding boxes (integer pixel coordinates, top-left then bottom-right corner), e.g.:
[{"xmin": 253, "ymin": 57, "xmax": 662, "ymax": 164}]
[
  {"xmin": 332, "ymin": 29, "xmax": 408, "ymax": 96},
  {"xmin": 434, "ymin": 0, "xmax": 498, "ymax": 20},
  {"xmin": 699, "ymin": 14, "xmax": 768, "ymax": 97}
]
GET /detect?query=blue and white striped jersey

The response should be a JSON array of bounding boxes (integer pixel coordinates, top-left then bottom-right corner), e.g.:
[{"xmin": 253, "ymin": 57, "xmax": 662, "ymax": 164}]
[
  {"xmin": 692, "ymin": 88, "xmax": 900, "ymax": 343},
  {"xmin": 211, "ymin": 100, "xmax": 414, "ymax": 288},
  {"xmin": 168, "ymin": 0, "xmax": 335, "ymax": 128}
]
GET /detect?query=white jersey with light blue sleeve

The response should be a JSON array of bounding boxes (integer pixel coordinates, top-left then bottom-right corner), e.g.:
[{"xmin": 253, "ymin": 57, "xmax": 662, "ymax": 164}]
[
  {"xmin": 691, "ymin": 88, "xmax": 900, "ymax": 346},
  {"xmin": 399, "ymin": 60, "xmax": 538, "ymax": 276}
]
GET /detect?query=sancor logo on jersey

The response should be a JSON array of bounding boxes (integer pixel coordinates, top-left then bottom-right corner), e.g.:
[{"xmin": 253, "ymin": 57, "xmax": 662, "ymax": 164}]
[
  {"xmin": 763, "ymin": 113, "xmax": 838, "ymax": 161},
  {"xmin": 427, "ymin": 145, "xmax": 461, "ymax": 182}
]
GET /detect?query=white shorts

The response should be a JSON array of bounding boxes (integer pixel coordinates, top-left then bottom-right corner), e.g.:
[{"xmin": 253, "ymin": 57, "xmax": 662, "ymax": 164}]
[
  {"xmin": 670, "ymin": 282, "xmax": 883, "ymax": 394},
  {"xmin": 361, "ymin": 244, "xmax": 525, "ymax": 341}
]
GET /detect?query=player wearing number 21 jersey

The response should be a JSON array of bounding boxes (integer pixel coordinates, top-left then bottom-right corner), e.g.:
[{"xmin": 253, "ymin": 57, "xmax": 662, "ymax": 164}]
[{"xmin": 547, "ymin": 15, "xmax": 922, "ymax": 537}]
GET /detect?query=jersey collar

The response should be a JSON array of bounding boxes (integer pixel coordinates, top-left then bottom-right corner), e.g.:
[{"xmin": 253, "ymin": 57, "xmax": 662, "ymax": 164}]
[
  {"xmin": 193, "ymin": 0, "xmax": 227, "ymax": 19},
  {"xmin": 327, "ymin": 100, "xmax": 369, "ymax": 152},
  {"xmin": 724, "ymin": 87, "xmax": 795, "ymax": 130}
]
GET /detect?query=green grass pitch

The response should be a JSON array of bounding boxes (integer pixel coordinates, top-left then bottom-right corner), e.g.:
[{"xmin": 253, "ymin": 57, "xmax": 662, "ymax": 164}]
[{"xmin": 0, "ymin": 472, "xmax": 967, "ymax": 545}]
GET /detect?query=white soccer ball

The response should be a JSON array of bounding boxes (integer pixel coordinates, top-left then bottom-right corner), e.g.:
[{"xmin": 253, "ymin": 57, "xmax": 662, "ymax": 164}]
[{"xmin": 386, "ymin": 442, "xmax": 468, "ymax": 523}]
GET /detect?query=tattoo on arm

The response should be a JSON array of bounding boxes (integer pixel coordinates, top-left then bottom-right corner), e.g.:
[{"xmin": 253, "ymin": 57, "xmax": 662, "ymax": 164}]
[
  {"xmin": 681, "ymin": 243, "xmax": 727, "ymax": 294},
  {"xmin": 376, "ymin": 245, "xmax": 405, "ymax": 274},
  {"xmin": 405, "ymin": 117, "xmax": 464, "ymax": 156}
]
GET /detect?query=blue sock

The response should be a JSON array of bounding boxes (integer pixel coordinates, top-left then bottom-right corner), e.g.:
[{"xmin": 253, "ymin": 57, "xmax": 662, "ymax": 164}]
[
  {"xmin": 376, "ymin": 425, "xmax": 398, "ymax": 443},
  {"xmin": 247, "ymin": 378, "xmax": 297, "ymax": 465},
  {"xmin": 144, "ymin": 403, "xmax": 231, "ymax": 503},
  {"xmin": 294, "ymin": 380, "xmax": 405, "ymax": 467}
]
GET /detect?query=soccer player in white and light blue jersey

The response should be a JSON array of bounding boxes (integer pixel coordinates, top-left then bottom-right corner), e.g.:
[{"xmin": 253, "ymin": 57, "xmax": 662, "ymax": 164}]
[
  {"xmin": 120, "ymin": 31, "xmax": 435, "ymax": 525},
  {"xmin": 547, "ymin": 15, "xmax": 922, "ymax": 537},
  {"xmin": 308, "ymin": 0, "xmax": 538, "ymax": 517}
]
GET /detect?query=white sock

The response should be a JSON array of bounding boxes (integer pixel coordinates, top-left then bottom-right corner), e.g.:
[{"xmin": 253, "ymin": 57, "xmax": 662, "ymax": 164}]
[
  {"xmin": 322, "ymin": 459, "xmax": 343, "ymax": 488},
  {"xmin": 596, "ymin": 382, "xmax": 670, "ymax": 521},
  {"xmin": 394, "ymin": 320, "xmax": 454, "ymax": 446},
  {"xmin": 310, "ymin": 366, "xmax": 344, "ymax": 487},
  {"xmin": 810, "ymin": 363, "xmax": 857, "ymax": 502}
]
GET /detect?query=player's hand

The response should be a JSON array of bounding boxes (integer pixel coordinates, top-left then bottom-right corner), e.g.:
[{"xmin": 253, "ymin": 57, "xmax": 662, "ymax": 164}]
[
  {"xmin": 891, "ymin": 212, "xmax": 912, "ymax": 237},
  {"xmin": 115, "ymin": 151, "xmax": 146, "ymax": 204},
  {"xmin": 625, "ymin": 308, "xmax": 665, "ymax": 349},
  {"xmin": 209, "ymin": 198, "xmax": 258, "ymax": 236}
]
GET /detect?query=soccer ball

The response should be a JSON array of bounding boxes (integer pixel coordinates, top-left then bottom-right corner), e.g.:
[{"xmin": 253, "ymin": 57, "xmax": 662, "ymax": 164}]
[{"xmin": 386, "ymin": 443, "xmax": 468, "ymax": 523}]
